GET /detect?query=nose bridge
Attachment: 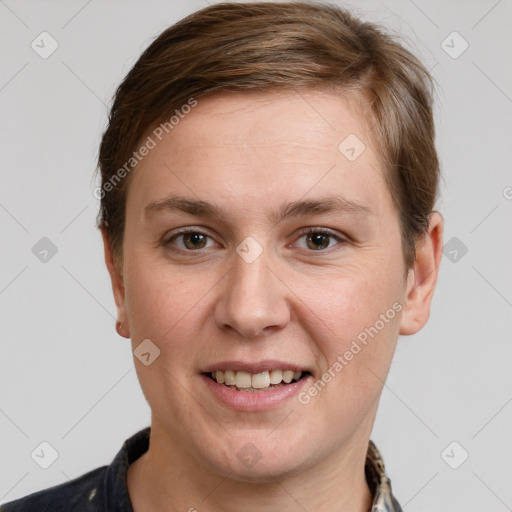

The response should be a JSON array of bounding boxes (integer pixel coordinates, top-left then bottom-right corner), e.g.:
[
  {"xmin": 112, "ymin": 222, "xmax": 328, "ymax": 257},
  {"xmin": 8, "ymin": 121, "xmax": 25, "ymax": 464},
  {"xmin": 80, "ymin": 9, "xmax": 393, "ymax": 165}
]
[{"xmin": 214, "ymin": 237, "xmax": 289, "ymax": 338}]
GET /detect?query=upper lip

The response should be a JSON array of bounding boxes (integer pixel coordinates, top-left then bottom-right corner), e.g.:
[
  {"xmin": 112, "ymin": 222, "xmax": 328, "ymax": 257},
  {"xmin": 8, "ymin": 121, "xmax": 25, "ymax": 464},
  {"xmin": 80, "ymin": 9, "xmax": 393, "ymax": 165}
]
[{"xmin": 201, "ymin": 360, "xmax": 311, "ymax": 374}]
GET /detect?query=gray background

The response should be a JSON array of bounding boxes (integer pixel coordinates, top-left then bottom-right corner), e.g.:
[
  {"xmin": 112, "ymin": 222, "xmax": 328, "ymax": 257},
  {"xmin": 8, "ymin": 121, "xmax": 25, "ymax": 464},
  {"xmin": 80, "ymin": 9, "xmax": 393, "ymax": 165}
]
[{"xmin": 1, "ymin": 0, "xmax": 511, "ymax": 510}]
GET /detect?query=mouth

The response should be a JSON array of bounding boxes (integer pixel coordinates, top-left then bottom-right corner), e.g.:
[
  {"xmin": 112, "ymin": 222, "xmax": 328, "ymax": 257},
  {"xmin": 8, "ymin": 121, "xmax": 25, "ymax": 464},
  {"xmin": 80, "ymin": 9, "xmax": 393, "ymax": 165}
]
[
  {"xmin": 200, "ymin": 361, "xmax": 313, "ymax": 410},
  {"xmin": 204, "ymin": 369, "xmax": 311, "ymax": 392}
]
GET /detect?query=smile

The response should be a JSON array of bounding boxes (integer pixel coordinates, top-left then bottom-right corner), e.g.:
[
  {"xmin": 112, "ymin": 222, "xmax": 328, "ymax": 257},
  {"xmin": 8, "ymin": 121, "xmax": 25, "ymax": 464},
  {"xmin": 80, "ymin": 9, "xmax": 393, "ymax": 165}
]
[{"xmin": 207, "ymin": 369, "xmax": 306, "ymax": 392}]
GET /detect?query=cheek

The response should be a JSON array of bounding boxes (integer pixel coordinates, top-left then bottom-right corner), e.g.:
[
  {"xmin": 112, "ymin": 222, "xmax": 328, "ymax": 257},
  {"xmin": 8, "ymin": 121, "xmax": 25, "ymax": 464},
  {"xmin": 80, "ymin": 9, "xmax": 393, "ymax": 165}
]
[
  {"xmin": 291, "ymin": 255, "xmax": 403, "ymax": 399},
  {"xmin": 123, "ymin": 259, "xmax": 220, "ymax": 357},
  {"xmin": 297, "ymin": 258, "xmax": 402, "ymax": 342}
]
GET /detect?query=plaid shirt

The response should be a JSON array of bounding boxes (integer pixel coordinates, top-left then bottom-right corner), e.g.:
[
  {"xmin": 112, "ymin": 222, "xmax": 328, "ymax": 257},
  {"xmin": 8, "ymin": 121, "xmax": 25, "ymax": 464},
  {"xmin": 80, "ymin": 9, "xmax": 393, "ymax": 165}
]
[
  {"xmin": 1, "ymin": 428, "xmax": 402, "ymax": 511},
  {"xmin": 366, "ymin": 440, "xmax": 403, "ymax": 512}
]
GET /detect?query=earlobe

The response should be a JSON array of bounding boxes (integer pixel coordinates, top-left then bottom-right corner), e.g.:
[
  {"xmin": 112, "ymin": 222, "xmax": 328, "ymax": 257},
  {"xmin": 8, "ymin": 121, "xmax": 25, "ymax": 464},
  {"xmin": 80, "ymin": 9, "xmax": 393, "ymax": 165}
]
[
  {"xmin": 399, "ymin": 211, "xmax": 444, "ymax": 336},
  {"xmin": 116, "ymin": 320, "xmax": 129, "ymax": 338},
  {"xmin": 101, "ymin": 227, "xmax": 131, "ymax": 339}
]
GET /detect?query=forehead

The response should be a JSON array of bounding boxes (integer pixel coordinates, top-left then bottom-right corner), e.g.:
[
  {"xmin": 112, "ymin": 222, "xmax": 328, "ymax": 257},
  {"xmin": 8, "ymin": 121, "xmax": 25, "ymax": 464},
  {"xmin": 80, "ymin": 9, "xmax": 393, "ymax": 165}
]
[
  {"xmin": 163, "ymin": 89, "xmax": 371, "ymax": 157},
  {"xmin": 127, "ymin": 89, "xmax": 391, "ymax": 217}
]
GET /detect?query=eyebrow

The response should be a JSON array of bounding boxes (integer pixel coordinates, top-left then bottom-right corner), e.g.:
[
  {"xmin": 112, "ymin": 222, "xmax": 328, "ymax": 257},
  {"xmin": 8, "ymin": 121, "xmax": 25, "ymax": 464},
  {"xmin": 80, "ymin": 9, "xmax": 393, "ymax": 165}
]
[{"xmin": 144, "ymin": 195, "xmax": 372, "ymax": 223}]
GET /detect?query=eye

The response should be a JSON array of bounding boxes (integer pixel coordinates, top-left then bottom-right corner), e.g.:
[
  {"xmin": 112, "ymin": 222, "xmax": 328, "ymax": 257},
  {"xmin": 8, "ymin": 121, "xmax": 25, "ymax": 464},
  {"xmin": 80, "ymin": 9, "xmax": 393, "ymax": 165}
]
[
  {"xmin": 164, "ymin": 229, "xmax": 217, "ymax": 252},
  {"xmin": 294, "ymin": 228, "xmax": 345, "ymax": 251}
]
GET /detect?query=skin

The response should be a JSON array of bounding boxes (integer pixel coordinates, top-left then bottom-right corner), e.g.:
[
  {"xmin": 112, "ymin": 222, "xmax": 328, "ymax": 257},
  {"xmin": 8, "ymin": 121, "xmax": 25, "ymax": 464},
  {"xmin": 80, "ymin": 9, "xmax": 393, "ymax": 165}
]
[{"xmin": 102, "ymin": 89, "xmax": 443, "ymax": 512}]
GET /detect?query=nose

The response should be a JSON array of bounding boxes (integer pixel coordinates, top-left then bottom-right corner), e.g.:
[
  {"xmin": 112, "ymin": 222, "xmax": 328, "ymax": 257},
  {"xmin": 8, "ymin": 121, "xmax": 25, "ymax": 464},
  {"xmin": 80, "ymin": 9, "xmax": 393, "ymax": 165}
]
[{"xmin": 214, "ymin": 243, "xmax": 290, "ymax": 339}]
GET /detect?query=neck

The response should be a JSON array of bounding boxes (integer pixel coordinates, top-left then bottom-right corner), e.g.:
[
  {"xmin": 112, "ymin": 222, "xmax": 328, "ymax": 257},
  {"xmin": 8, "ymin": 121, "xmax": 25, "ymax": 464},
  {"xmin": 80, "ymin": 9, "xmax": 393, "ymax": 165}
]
[{"xmin": 127, "ymin": 424, "xmax": 374, "ymax": 512}]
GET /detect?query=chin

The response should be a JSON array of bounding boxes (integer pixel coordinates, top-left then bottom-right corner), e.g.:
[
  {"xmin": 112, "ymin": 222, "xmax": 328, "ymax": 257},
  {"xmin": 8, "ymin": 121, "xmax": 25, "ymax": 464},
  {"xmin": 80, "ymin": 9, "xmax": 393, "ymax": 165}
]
[
  {"xmin": 203, "ymin": 436, "xmax": 313, "ymax": 483},
  {"xmin": 224, "ymin": 457, "xmax": 304, "ymax": 484}
]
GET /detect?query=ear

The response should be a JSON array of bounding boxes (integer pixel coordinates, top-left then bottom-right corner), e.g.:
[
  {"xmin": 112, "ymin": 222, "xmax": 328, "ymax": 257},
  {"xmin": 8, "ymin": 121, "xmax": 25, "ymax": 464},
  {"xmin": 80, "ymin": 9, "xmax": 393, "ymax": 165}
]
[
  {"xmin": 399, "ymin": 211, "xmax": 444, "ymax": 335},
  {"xmin": 101, "ymin": 227, "xmax": 130, "ymax": 338}
]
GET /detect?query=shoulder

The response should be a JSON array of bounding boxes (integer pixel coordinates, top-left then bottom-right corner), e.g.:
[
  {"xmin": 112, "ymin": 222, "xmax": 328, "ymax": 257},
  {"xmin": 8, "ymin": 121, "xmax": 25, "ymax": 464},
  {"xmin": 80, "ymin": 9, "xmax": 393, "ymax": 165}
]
[
  {"xmin": 0, "ymin": 427, "xmax": 150, "ymax": 512},
  {"xmin": 0, "ymin": 465, "xmax": 107, "ymax": 512}
]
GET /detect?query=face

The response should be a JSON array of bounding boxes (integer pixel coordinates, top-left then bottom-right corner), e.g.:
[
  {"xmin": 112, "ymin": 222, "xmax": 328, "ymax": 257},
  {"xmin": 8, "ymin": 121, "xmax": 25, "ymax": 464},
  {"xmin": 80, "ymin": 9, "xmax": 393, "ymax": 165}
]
[{"xmin": 104, "ymin": 89, "xmax": 435, "ymax": 482}]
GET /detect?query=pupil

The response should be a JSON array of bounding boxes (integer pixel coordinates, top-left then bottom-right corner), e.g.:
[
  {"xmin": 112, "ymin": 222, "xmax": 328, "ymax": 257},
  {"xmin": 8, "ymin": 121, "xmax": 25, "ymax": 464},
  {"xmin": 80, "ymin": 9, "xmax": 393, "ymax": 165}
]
[
  {"xmin": 185, "ymin": 233, "xmax": 206, "ymax": 249},
  {"xmin": 308, "ymin": 233, "xmax": 328, "ymax": 250}
]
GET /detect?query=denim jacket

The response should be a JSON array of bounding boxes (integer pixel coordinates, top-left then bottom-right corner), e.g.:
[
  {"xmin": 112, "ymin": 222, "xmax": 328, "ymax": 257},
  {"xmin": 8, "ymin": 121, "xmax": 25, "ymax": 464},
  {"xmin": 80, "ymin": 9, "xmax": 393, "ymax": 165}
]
[{"xmin": 1, "ymin": 428, "xmax": 402, "ymax": 511}]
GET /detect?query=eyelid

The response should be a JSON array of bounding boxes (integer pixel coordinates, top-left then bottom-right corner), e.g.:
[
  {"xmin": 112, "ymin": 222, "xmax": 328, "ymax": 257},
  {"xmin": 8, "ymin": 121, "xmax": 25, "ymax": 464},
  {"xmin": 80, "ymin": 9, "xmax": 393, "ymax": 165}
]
[{"xmin": 296, "ymin": 226, "xmax": 345, "ymax": 239}]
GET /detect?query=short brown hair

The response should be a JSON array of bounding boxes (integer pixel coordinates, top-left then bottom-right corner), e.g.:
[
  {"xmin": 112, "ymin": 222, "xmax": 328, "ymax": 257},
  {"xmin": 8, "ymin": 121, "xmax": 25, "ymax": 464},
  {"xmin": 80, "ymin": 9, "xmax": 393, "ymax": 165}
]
[{"xmin": 96, "ymin": 1, "xmax": 439, "ymax": 270}]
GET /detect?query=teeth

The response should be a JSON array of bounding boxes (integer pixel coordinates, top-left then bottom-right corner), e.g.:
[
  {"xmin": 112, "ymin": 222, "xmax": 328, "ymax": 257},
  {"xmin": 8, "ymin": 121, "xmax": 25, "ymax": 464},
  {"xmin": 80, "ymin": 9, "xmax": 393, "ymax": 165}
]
[
  {"xmin": 211, "ymin": 369, "xmax": 304, "ymax": 390},
  {"xmin": 282, "ymin": 370, "xmax": 294, "ymax": 384},
  {"xmin": 235, "ymin": 371, "xmax": 252, "ymax": 388},
  {"xmin": 269, "ymin": 370, "xmax": 283, "ymax": 384},
  {"xmin": 224, "ymin": 370, "xmax": 236, "ymax": 386},
  {"xmin": 252, "ymin": 371, "xmax": 271, "ymax": 389}
]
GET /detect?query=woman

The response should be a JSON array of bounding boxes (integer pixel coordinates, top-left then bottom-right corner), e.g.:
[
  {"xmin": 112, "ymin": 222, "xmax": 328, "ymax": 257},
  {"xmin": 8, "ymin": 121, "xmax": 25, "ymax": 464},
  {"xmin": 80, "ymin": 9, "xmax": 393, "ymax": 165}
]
[{"xmin": 1, "ymin": 2, "xmax": 443, "ymax": 511}]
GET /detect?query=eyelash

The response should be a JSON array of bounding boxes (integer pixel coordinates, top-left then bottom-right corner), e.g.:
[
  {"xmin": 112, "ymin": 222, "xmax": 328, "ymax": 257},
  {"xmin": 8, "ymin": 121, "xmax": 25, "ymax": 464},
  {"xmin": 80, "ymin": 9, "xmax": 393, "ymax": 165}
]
[{"xmin": 162, "ymin": 227, "xmax": 347, "ymax": 255}]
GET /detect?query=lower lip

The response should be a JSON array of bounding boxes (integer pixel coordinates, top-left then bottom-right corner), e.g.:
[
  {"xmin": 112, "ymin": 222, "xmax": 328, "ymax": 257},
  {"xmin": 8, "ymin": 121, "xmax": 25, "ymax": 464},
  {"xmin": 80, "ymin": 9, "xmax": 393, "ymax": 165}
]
[{"xmin": 200, "ymin": 374, "xmax": 312, "ymax": 411}]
